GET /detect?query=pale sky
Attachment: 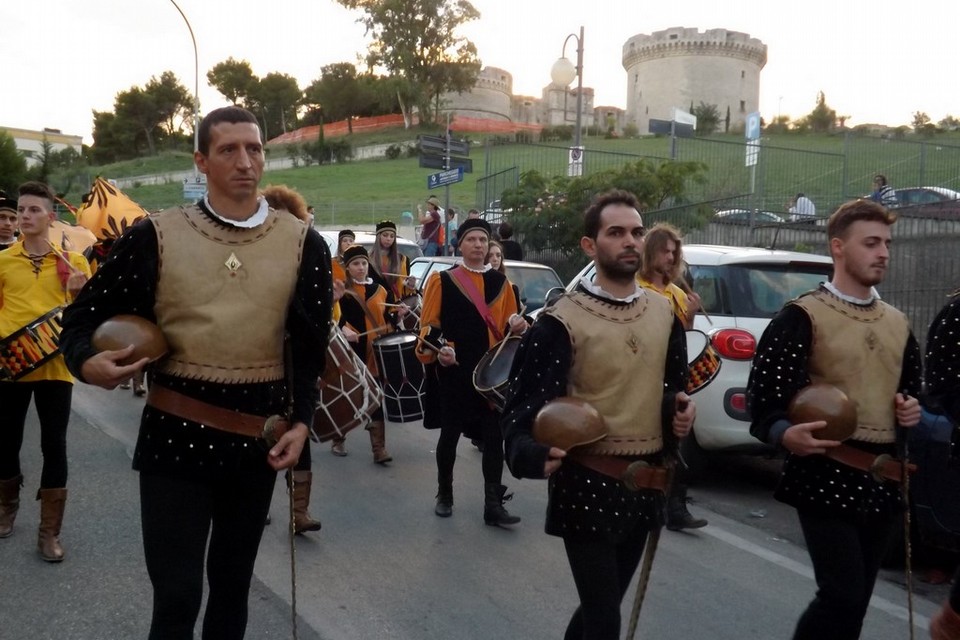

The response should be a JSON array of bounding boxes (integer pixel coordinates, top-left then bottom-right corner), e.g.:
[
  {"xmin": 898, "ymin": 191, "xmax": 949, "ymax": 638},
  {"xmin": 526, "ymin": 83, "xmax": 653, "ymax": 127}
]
[{"xmin": 2, "ymin": 0, "xmax": 956, "ymax": 145}]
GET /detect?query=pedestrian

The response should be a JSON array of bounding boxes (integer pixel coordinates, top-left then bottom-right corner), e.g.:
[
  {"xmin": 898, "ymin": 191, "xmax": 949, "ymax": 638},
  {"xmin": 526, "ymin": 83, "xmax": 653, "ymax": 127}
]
[
  {"xmin": 788, "ymin": 193, "xmax": 817, "ymax": 221},
  {"xmin": 870, "ymin": 174, "xmax": 898, "ymax": 208},
  {"xmin": 0, "ymin": 191, "xmax": 18, "ymax": 250},
  {"xmin": 748, "ymin": 198, "xmax": 921, "ymax": 640},
  {"xmin": 417, "ymin": 196, "xmax": 443, "ymax": 256},
  {"xmin": 338, "ymin": 244, "xmax": 408, "ymax": 464},
  {"xmin": 59, "ymin": 105, "xmax": 333, "ymax": 639},
  {"xmin": 502, "ymin": 189, "xmax": 694, "ymax": 639},
  {"xmin": 922, "ymin": 291, "xmax": 960, "ymax": 638},
  {"xmin": 417, "ymin": 217, "xmax": 526, "ymax": 525},
  {"xmin": 0, "ymin": 181, "xmax": 91, "ymax": 562},
  {"xmin": 444, "ymin": 208, "xmax": 457, "ymax": 256},
  {"xmin": 637, "ymin": 222, "xmax": 708, "ymax": 531},
  {"xmin": 497, "ymin": 222, "xmax": 524, "ymax": 261}
]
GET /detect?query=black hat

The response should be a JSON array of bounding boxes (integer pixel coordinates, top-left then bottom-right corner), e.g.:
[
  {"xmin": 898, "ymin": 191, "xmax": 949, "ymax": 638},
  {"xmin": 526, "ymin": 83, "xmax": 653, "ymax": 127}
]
[
  {"xmin": 342, "ymin": 244, "xmax": 369, "ymax": 266},
  {"xmin": 0, "ymin": 191, "xmax": 16, "ymax": 213},
  {"xmin": 375, "ymin": 220, "xmax": 397, "ymax": 235},
  {"xmin": 338, "ymin": 229, "xmax": 355, "ymax": 243},
  {"xmin": 456, "ymin": 218, "xmax": 491, "ymax": 245}
]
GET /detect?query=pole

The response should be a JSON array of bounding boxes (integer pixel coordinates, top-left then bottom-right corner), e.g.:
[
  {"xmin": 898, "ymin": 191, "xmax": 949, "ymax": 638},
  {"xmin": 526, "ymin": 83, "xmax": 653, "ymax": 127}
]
[
  {"xmin": 169, "ymin": 0, "xmax": 199, "ymax": 178},
  {"xmin": 444, "ymin": 112, "xmax": 452, "ymax": 221},
  {"xmin": 573, "ymin": 25, "xmax": 584, "ymax": 150}
]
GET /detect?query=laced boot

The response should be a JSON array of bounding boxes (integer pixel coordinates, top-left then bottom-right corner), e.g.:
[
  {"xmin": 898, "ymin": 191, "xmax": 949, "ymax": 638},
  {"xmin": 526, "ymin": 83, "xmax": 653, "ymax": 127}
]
[
  {"xmin": 291, "ymin": 471, "xmax": 322, "ymax": 534},
  {"xmin": 666, "ymin": 484, "xmax": 708, "ymax": 531},
  {"xmin": 368, "ymin": 421, "xmax": 392, "ymax": 464},
  {"xmin": 0, "ymin": 475, "xmax": 23, "ymax": 538},
  {"xmin": 37, "ymin": 488, "xmax": 67, "ymax": 563},
  {"xmin": 435, "ymin": 476, "xmax": 453, "ymax": 517},
  {"xmin": 931, "ymin": 601, "xmax": 960, "ymax": 640},
  {"xmin": 483, "ymin": 483, "xmax": 521, "ymax": 527}
]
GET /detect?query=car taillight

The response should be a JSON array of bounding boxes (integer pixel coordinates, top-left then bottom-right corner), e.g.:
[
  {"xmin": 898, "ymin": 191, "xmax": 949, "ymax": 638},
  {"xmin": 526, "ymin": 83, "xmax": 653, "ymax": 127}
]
[{"xmin": 711, "ymin": 329, "xmax": 756, "ymax": 360}]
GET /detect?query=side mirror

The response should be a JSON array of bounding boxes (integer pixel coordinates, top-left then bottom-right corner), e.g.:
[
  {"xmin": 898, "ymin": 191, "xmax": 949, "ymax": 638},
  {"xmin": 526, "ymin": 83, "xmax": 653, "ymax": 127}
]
[{"xmin": 544, "ymin": 287, "xmax": 566, "ymax": 307}]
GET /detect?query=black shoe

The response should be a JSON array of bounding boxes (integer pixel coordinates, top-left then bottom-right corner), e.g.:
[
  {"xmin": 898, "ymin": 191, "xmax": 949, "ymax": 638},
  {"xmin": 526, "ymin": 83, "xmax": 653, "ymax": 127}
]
[
  {"xmin": 470, "ymin": 438, "xmax": 485, "ymax": 453},
  {"xmin": 435, "ymin": 486, "xmax": 453, "ymax": 517},
  {"xmin": 483, "ymin": 483, "xmax": 521, "ymax": 527},
  {"xmin": 666, "ymin": 500, "xmax": 707, "ymax": 531}
]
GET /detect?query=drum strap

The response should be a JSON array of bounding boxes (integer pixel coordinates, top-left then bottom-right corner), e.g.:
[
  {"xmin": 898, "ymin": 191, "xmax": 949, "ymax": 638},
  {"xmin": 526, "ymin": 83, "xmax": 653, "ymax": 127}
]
[
  {"xmin": 449, "ymin": 267, "xmax": 503, "ymax": 342},
  {"xmin": 343, "ymin": 289, "xmax": 384, "ymax": 333}
]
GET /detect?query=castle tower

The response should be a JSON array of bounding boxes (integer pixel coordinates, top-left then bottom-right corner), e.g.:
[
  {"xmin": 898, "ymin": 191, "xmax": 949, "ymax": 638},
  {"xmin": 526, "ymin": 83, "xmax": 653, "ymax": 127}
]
[
  {"xmin": 622, "ymin": 27, "xmax": 767, "ymax": 135},
  {"xmin": 439, "ymin": 66, "xmax": 513, "ymax": 121}
]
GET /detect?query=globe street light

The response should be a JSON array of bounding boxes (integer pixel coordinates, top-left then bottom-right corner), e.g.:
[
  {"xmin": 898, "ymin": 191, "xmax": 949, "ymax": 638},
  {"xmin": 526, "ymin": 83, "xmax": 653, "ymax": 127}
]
[
  {"xmin": 550, "ymin": 25, "xmax": 584, "ymax": 152},
  {"xmin": 169, "ymin": 0, "xmax": 199, "ymax": 177}
]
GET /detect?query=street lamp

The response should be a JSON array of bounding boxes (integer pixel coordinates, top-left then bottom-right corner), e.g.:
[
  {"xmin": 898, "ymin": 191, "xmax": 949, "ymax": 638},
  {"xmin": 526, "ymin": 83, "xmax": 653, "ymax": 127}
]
[
  {"xmin": 550, "ymin": 26, "xmax": 584, "ymax": 149},
  {"xmin": 169, "ymin": 0, "xmax": 200, "ymax": 177}
]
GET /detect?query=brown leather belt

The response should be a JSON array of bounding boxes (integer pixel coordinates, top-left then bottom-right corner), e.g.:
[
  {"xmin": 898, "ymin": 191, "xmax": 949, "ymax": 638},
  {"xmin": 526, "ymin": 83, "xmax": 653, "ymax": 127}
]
[
  {"xmin": 570, "ymin": 454, "xmax": 669, "ymax": 492},
  {"xmin": 825, "ymin": 444, "xmax": 916, "ymax": 483},
  {"xmin": 146, "ymin": 384, "xmax": 288, "ymax": 442}
]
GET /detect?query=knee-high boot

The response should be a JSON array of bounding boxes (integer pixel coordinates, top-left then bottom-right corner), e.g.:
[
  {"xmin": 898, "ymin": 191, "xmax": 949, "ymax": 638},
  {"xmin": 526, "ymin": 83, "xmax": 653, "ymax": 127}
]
[
  {"xmin": 291, "ymin": 471, "xmax": 322, "ymax": 534},
  {"xmin": 931, "ymin": 601, "xmax": 960, "ymax": 640},
  {"xmin": 37, "ymin": 488, "xmax": 67, "ymax": 563},
  {"xmin": 484, "ymin": 483, "xmax": 521, "ymax": 527},
  {"xmin": 0, "ymin": 475, "xmax": 23, "ymax": 538},
  {"xmin": 368, "ymin": 421, "xmax": 392, "ymax": 464}
]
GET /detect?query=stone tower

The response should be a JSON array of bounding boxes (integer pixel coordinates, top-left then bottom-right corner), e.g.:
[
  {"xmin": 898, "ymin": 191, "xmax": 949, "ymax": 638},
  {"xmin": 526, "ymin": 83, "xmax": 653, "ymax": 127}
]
[
  {"xmin": 439, "ymin": 66, "xmax": 513, "ymax": 121},
  {"xmin": 622, "ymin": 27, "xmax": 767, "ymax": 134}
]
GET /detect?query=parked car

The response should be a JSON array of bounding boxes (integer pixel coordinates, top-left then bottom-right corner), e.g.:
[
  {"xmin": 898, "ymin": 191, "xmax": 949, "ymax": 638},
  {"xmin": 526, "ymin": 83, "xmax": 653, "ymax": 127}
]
[
  {"xmin": 890, "ymin": 186, "xmax": 960, "ymax": 218},
  {"xmin": 555, "ymin": 244, "xmax": 835, "ymax": 479},
  {"xmin": 714, "ymin": 208, "xmax": 784, "ymax": 225},
  {"xmin": 317, "ymin": 230, "xmax": 423, "ymax": 264},
  {"xmin": 408, "ymin": 255, "xmax": 563, "ymax": 314}
]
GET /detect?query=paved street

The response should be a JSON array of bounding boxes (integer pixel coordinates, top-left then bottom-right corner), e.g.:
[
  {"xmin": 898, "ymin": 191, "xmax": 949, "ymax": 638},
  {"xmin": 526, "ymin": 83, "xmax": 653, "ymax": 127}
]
[{"xmin": 0, "ymin": 384, "xmax": 946, "ymax": 639}]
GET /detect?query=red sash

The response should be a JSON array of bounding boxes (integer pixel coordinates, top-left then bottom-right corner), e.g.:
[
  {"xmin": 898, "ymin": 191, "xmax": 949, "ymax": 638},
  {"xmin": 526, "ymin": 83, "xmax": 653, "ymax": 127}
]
[{"xmin": 449, "ymin": 266, "xmax": 504, "ymax": 342}]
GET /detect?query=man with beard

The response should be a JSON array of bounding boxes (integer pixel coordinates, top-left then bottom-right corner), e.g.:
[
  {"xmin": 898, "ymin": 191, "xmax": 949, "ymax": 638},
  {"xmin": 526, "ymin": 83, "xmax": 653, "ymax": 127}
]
[
  {"xmin": 637, "ymin": 222, "xmax": 707, "ymax": 531},
  {"xmin": 502, "ymin": 189, "xmax": 694, "ymax": 639},
  {"xmin": 748, "ymin": 198, "xmax": 921, "ymax": 639}
]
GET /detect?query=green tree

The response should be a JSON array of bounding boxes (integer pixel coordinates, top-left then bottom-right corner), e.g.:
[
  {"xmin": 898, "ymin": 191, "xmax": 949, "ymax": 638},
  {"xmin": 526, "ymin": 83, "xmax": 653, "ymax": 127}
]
[
  {"xmin": 938, "ymin": 115, "xmax": 960, "ymax": 131},
  {"xmin": 207, "ymin": 57, "xmax": 258, "ymax": 106},
  {"xmin": 148, "ymin": 71, "xmax": 196, "ymax": 139},
  {"xmin": 303, "ymin": 63, "xmax": 374, "ymax": 134},
  {"xmin": 912, "ymin": 111, "xmax": 936, "ymax": 137},
  {"xmin": 0, "ymin": 131, "xmax": 28, "ymax": 195},
  {"xmin": 805, "ymin": 91, "xmax": 837, "ymax": 133},
  {"xmin": 692, "ymin": 102, "xmax": 721, "ymax": 136},
  {"xmin": 337, "ymin": 0, "xmax": 482, "ymax": 124},
  {"xmin": 248, "ymin": 72, "xmax": 301, "ymax": 140},
  {"xmin": 500, "ymin": 159, "xmax": 707, "ymax": 261}
]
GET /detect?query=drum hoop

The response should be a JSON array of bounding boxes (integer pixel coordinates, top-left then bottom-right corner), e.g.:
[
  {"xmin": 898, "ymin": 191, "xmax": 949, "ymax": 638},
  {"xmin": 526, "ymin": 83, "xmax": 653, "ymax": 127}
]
[
  {"xmin": 0, "ymin": 306, "xmax": 65, "ymax": 382},
  {"xmin": 472, "ymin": 335, "xmax": 521, "ymax": 393},
  {"xmin": 372, "ymin": 331, "xmax": 419, "ymax": 348}
]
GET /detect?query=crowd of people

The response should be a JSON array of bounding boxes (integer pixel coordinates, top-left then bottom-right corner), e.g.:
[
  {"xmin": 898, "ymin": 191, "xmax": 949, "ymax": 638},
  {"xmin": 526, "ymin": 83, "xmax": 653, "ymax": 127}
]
[{"xmin": 1, "ymin": 104, "xmax": 958, "ymax": 640}]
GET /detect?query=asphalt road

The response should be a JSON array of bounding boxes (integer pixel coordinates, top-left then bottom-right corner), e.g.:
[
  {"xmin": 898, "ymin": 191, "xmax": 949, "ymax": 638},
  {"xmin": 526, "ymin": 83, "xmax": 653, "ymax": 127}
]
[{"xmin": 0, "ymin": 384, "xmax": 948, "ymax": 639}]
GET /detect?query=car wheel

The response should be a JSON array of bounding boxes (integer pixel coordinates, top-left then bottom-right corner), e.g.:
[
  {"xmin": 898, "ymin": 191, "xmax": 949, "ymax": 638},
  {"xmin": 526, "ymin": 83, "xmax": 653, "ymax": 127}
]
[{"xmin": 679, "ymin": 430, "xmax": 711, "ymax": 485}]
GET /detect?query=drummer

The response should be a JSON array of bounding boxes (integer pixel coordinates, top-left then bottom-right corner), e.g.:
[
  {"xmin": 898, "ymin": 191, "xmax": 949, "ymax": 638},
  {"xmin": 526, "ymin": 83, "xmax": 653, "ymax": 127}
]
[
  {"xmin": 636, "ymin": 223, "xmax": 707, "ymax": 532},
  {"xmin": 0, "ymin": 191, "xmax": 18, "ymax": 250},
  {"xmin": 331, "ymin": 229, "xmax": 354, "ymax": 285},
  {"xmin": 369, "ymin": 219, "xmax": 416, "ymax": 301},
  {"xmin": 0, "ymin": 181, "xmax": 90, "ymax": 562},
  {"xmin": 335, "ymin": 244, "xmax": 407, "ymax": 463}
]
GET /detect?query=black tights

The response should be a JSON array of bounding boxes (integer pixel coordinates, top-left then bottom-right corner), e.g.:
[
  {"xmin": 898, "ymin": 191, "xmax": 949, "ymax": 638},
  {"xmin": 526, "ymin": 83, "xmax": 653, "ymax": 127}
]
[
  {"xmin": 562, "ymin": 525, "xmax": 650, "ymax": 640},
  {"xmin": 792, "ymin": 509, "xmax": 898, "ymax": 640},
  {"xmin": 0, "ymin": 381, "xmax": 72, "ymax": 487},
  {"xmin": 436, "ymin": 410, "xmax": 503, "ymax": 486},
  {"xmin": 140, "ymin": 468, "xmax": 276, "ymax": 640}
]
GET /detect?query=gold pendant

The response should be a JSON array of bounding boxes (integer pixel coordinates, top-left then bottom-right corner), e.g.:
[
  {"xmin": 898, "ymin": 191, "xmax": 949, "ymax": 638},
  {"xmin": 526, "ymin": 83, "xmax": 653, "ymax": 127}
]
[
  {"xmin": 224, "ymin": 252, "xmax": 242, "ymax": 273},
  {"xmin": 865, "ymin": 329, "xmax": 878, "ymax": 351},
  {"xmin": 626, "ymin": 332, "xmax": 640, "ymax": 354}
]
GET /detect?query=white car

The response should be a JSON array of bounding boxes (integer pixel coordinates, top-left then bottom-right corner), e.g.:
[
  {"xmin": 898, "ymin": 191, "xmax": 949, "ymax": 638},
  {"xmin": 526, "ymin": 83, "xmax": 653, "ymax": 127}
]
[
  {"xmin": 558, "ymin": 244, "xmax": 834, "ymax": 479},
  {"xmin": 317, "ymin": 230, "xmax": 423, "ymax": 264}
]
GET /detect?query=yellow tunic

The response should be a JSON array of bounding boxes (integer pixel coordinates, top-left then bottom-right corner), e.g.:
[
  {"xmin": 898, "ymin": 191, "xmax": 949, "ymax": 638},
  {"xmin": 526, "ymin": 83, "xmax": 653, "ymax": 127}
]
[{"xmin": 637, "ymin": 276, "xmax": 690, "ymax": 328}]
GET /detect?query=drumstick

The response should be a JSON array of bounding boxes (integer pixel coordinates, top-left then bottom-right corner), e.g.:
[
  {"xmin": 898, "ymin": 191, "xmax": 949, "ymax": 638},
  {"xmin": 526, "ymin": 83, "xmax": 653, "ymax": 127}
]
[
  {"xmin": 490, "ymin": 336, "xmax": 511, "ymax": 365},
  {"xmin": 353, "ymin": 324, "xmax": 391, "ymax": 338},
  {"xmin": 674, "ymin": 277, "xmax": 713, "ymax": 326},
  {"xmin": 46, "ymin": 240, "xmax": 84, "ymax": 276}
]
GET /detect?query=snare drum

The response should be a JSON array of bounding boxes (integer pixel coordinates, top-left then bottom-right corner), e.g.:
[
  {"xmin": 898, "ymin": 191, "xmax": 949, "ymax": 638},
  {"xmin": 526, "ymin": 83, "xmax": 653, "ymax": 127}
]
[
  {"xmin": 685, "ymin": 330, "xmax": 722, "ymax": 395},
  {"xmin": 0, "ymin": 307, "xmax": 65, "ymax": 382},
  {"xmin": 472, "ymin": 335, "xmax": 522, "ymax": 411},
  {"xmin": 373, "ymin": 331, "xmax": 425, "ymax": 422},
  {"xmin": 312, "ymin": 326, "xmax": 383, "ymax": 442},
  {"xmin": 398, "ymin": 294, "xmax": 421, "ymax": 332}
]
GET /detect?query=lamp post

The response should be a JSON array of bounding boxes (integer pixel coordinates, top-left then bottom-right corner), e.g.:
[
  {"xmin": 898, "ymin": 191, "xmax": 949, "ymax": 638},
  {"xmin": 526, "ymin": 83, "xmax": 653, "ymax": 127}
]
[
  {"xmin": 169, "ymin": 0, "xmax": 200, "ymax": 178},
  {"xmin": 550, "ymin": 26, "xmax": 584, "ymax": 176}
]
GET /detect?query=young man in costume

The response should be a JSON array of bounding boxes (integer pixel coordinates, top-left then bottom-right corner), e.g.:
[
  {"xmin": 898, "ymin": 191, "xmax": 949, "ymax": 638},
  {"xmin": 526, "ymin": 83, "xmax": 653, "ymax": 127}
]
[
  {"xmin": 748, "ymin": 198, "xmax": 921, "ymax": 640},
  {"xmin": 0, "ymin": 192, "xmax": 18, "ymax": 250},
  {"xmin": 417, "ymin": 217, "xmax": 526, "ymax": 526},
  {"xmin": 0, "ymin": 181, "xmax": 90, "ymax": 562},
  {"xmin": 502, "ymin": 189, "xmax": 694, "ymax": 639},
  {"xmin": 60, "ymin": 106, "xmax": 332, "ymax": 639}
]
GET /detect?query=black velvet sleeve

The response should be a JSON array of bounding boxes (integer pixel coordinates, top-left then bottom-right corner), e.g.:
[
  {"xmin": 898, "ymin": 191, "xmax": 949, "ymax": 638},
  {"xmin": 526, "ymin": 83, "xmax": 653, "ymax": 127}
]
[
  {"xmin": 60, "ymin": 218, "xmax": 160, "ymax": 382},
  {"xmin": 501, "ymin": 315, "xmax": 571, "ymax": 480},
  {"xmin": 287, "ymin": 228, "xmax": 333, "ymax": 426},
  {"xmin": 924, "ymin": 297, "xmax": 960, "ymax": 423},
  {"xmin": 660, "ymin": 315, "xmax": 689, "ymax": 453},
  {"xmin": 747, "ymin": 303, "xmax": 814, "ymax": 445}
]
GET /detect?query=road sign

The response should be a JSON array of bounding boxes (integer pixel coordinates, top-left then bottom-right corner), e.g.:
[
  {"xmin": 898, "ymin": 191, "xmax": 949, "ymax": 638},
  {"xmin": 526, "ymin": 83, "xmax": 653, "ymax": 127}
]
[
  {"xmin": 427, "ymin": 167, "xmax": 464, "ymax": 190},
  {"xmin": 745, "ymin": 139, "xmax": 760, "ymax": 166},
  {"xmin": 567, "ymin": 146, "xmax": 584, "ymax": 177},
  {"xmin": 182, "ymin": 175, "xmax": 207, "ymax": 201},
  {"xmin": 419, "ymin": 153, "xmax": 473, "ymax": 173},
  {"xmin": 418, "ymin": 134, "xmax": 470, "ymax": 157},
  {"xmin": 745, "ymin": 111, "xmax": 761, "ymax": 141}
]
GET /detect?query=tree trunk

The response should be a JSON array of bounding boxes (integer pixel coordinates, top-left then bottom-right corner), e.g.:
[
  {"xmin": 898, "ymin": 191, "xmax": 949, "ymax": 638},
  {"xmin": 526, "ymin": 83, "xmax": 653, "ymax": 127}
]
[{"xmin": 397, "ymin": 91, "xmax": 411, "ymax": 129}]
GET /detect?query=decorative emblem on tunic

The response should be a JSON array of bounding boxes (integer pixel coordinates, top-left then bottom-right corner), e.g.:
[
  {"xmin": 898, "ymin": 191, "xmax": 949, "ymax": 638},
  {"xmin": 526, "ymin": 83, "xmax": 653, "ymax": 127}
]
[
  {"xmin": 865, "ymin": 329, "xmax": 878, "ymax": 351},
  {"xmin": 626, "ymin": 332, "xmax": 640, "ymax": 354},
  {"xmin": 224, "ymin": 252, "xmax": 242, "ymax": 273}
]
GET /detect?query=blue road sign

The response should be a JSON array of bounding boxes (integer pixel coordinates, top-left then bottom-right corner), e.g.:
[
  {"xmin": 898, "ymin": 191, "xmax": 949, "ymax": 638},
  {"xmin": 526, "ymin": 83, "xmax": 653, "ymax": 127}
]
[
  {"xmin": 745, "ymin": 111, "xmax": 761, "ymax": 141},
  {"xmin": 427, "ymin": 167, "xmax": 464, "ymax": 190}
]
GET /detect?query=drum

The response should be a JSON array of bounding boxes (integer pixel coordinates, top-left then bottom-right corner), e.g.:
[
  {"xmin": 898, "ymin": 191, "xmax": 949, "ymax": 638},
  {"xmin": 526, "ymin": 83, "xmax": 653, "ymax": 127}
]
[
  {"xmin": 472, "ymin": 335, "xmax": 522, "ymax": 411},
  {"xmin": 398, "ymin": 294, "xmax": 421, "ymax": 332},
  {"xmin": 0, "ymin": 307, "xmax": 64, "ymax": 382},
  {"xmin": 685, "ymin": 330, "xmax": 722, "ymax": 395},
  {"xmin": 373, "ymin": 331, "xmax": 425, "ymax": 422},
  {"xmin": 312, "ymin": 326, "xmax": 383, "ymax": 442}
]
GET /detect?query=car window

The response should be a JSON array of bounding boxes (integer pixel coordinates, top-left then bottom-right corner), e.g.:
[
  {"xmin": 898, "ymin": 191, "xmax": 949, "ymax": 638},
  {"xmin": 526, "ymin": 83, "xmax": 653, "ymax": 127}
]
[
  {"xmin": 409, "ymin": 261, "xmax": 430, "ymax": 284},
  {"xmin": 733, "ymin": 264, "xmax": 832, "ymax": 317},
  {"xmin": 688, "ymin": 266, "xmax": 723, "ymax": 314},
  {"xmin": 505, "ymin": 266, "xmax": 563, "ymax": 312}
]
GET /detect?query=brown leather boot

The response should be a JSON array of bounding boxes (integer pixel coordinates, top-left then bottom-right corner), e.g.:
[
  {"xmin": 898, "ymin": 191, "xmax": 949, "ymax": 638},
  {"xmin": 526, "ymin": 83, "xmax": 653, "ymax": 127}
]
[
  {"xmin": 0, "ymin": 475, "xmax": 23, "ymax": 538},
  {"xmin": 291, "ymin": 471, "xmax": 321, "ymax": 534},
  {"xmin": 931, "ymin": 601, "xmax": 960, "ymax": 639},
  {"xmin": 37, "ymin": 488, "xmax": 67, "ymax": 562},
  {"xmin": 368, "ymin": 421, "xmax": 392, "ymax": 464}
]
